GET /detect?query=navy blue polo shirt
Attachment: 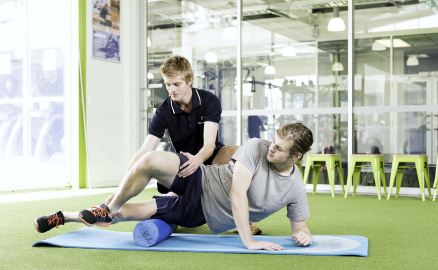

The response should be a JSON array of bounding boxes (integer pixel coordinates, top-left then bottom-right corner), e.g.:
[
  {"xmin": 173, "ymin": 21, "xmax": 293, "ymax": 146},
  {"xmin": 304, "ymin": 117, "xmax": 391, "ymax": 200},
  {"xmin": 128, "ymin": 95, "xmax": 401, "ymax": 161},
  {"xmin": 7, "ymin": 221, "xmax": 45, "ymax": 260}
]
[{"xmin": 148, "ymin": 88, "xmax": 223, "ymax": 163}]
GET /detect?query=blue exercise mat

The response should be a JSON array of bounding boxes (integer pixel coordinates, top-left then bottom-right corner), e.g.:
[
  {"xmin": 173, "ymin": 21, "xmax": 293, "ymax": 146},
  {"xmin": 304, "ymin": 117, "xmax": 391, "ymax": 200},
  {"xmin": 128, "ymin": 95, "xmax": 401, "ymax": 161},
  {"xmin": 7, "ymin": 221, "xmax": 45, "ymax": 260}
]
[{"xmin": 33, "ymin": 227, "xmax": 368, "ymax": 256}]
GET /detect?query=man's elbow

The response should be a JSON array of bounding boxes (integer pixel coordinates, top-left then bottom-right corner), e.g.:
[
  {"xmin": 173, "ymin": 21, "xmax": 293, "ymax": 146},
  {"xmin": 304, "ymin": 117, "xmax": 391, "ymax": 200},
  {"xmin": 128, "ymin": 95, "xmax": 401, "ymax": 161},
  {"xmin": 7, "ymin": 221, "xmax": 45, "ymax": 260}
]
[{"xmin": 205, "ymin": 143, "xmax": 216, "ymax": 152}]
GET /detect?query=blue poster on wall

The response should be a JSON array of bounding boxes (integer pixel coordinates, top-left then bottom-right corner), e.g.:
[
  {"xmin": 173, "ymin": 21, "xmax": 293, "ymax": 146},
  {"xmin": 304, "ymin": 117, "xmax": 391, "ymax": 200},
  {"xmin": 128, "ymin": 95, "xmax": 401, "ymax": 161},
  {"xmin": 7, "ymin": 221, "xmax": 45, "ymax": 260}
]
[{"xmin": 91, "ymin": 0, "xmax": 120, "ymax": 62}]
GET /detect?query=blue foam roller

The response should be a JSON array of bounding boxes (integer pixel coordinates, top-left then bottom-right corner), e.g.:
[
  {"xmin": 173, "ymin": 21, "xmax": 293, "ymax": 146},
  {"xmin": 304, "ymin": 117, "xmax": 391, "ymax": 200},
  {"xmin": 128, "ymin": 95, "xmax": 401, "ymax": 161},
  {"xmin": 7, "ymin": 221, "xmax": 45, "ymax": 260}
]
[{"xmin": 133, "ymin": 219, "xmax": 172, "ymax": 247}]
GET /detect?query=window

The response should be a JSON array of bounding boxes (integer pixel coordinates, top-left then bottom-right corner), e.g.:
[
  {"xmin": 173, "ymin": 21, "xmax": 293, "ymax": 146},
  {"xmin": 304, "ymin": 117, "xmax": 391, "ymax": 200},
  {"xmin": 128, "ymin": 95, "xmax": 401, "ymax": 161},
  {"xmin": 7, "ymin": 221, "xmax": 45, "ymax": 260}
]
[
  {"xmin": 144, "ymin": 0, "xmax": 438, "ymax": 190},
  {"xmin": 0, "ymin": 0, "xmax": 73, "ymax": 190}
]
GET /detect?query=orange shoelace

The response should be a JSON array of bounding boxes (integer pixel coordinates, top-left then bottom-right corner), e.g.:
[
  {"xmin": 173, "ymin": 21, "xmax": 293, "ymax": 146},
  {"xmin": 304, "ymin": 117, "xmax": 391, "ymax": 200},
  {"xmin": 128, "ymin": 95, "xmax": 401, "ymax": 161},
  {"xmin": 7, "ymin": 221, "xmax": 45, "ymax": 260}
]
[
  {"xmin": 47, "ymin": 213, "xmax": 63, "ymax": 228},
  {"xmin": 91, "ymin": 207, "xmax": 110, "ymax": 221}
]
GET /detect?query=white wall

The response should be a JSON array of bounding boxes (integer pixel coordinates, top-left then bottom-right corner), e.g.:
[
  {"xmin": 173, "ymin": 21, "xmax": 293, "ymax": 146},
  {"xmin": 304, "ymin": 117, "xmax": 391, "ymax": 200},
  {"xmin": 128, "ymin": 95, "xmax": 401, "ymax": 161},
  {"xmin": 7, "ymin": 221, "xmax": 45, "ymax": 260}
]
[{"xmin": 85, "ymin": 1, "xmax": 141, "ymax": 187}]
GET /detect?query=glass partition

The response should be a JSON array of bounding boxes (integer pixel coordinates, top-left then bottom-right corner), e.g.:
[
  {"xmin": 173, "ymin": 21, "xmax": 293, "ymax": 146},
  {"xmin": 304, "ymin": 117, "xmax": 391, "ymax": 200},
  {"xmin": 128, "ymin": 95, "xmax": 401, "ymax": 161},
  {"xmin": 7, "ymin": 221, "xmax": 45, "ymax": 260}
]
[
  {"xmin": 353, "ymin": 1, "xmax": 438, "ymax": 187},
  {"xmin": 145, "ymin": 0, "xmax": 438, "ymax": 190},
  {"xmin": 146, "ymin": 0, "xmax": 238, "ymax": 149},
  {"xmin": 241, "ymin": 1, "xmax": 348, "ymax": 158}
]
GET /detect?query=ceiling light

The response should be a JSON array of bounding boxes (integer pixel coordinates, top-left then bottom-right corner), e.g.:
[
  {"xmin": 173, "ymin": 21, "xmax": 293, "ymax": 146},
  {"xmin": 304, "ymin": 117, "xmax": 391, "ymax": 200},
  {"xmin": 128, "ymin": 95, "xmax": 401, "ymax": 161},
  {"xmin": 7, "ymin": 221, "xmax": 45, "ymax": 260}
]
[
  {"xmin": 327, "ymin": 7, "xmax": 345, "ymax": 32},
  {"xmin": 406, "ymin": 55, "xmax": 419, "ymax": 66},
  {"xmin": 204, "ymin": 52, "xmax": 218, "ymax": 63},
  {"xmin": 392, "ymin": 39, "xmax": 411, "ymax": 48},
  {"xmin": 374, "ymin": 38, "xmax": 410, "ymax": 48},
  {"xmin": 417, "ymin": 54, "xmax": 429, "ymax": 58},
  {"xmin": 264, "ymin": 65, "xmax": 276, "ymax": 75},
  {"xmin": 281, "ymin": 45, "xmax": 296, "ymax": 57},
  {"xmin": 328, "ymin": 17, "xmax": 345, "ymax": 32},
  {"xmin": 332, "ymin": 62, "xmax": 344, "ymax": 72},
  {"xmin": 371, "ymin": 40, "xmax": 386, "ymax": 51}
]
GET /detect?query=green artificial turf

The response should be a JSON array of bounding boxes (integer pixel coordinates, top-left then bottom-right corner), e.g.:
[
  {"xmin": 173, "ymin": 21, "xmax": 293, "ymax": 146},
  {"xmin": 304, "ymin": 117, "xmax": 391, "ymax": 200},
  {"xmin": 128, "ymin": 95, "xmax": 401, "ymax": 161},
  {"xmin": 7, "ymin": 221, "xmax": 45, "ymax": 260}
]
[{"xmin": 1, "ymin": 190, "xmax": 437, "ymax": 270}]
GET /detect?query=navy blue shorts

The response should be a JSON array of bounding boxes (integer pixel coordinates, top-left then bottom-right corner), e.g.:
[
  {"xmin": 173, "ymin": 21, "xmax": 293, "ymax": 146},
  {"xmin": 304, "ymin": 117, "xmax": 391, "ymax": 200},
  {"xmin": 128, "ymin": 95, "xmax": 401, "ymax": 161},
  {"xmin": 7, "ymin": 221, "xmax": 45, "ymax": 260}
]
[
  {"xmin": 150, "ymin": 153, "xmax": 206, "ymax": 228},
  {"xmin": 156, "ymin": 145, "xmax": 222, "ymax": 194}
]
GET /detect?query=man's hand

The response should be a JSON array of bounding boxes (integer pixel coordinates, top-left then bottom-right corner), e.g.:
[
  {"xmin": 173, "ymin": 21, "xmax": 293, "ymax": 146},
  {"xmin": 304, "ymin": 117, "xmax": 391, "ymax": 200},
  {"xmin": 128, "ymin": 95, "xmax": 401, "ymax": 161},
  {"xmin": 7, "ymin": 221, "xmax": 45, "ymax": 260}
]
[
  {"xmin": 246, "ymin": 240, "xmax": 284, "ymax": 251},
  {"xmin": 292, "ymin": 231, "xmax": 313, "ymax": 246},
  {"xmin": 178, "ymin": 152, "xmax": 204, "ymax": 177}
]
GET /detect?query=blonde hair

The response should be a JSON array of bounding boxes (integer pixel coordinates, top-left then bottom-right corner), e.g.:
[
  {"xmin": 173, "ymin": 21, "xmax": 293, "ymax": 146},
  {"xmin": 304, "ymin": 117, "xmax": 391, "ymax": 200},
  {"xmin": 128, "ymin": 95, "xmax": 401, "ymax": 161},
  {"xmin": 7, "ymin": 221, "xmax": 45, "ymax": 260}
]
[
  {"xmin": 160, "ymin": 55, "xmax": 193, "ymax": 84},
  {"xmin": 277, "ymin": 123, "xmax": 313, "ymax": 161}
]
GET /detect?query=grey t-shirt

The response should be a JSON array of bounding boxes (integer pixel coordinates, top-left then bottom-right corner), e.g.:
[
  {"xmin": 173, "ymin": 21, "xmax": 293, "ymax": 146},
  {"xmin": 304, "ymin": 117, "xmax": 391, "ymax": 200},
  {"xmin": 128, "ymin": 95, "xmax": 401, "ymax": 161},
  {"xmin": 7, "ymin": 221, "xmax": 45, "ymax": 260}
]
[{"xmin": 200, "ymin": 138, "xmax": 309, "ymax": 234}]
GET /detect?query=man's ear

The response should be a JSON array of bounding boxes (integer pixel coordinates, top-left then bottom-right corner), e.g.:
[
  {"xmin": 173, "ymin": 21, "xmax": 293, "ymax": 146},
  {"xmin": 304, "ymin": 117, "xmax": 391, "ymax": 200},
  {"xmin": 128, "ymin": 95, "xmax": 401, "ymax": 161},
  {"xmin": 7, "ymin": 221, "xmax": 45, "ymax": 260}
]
[{"xmin": 293, "ymin": 153, "xmax": 303, "ymax": 163}]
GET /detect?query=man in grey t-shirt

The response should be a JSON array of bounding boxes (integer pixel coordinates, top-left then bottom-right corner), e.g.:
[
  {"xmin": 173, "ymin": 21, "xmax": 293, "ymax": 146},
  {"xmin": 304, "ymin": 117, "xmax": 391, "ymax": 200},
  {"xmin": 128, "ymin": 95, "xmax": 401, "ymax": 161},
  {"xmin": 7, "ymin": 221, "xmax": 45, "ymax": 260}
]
[
  {"xmin": 35, "ymin": 123, "xmax": 314, "ymax": 251},
  {"xmin": 201, "ymin": 138, "xmax": 309, "ymax": 235}
]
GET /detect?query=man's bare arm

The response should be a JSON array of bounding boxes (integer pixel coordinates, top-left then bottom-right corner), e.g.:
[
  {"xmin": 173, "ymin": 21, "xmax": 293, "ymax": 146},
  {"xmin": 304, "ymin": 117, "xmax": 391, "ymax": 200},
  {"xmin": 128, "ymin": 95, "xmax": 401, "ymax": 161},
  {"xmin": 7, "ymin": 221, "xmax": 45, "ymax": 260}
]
[
  {"xmin": 179, "ymin": 121, "xmax": 218, "ymax": 177},
  {"xmin": 230, "ymin": 161, "xmax": 284, "ymax": 251},
  {"xmin": 290, "ymin": 220, "xmax": 313, "ymax": 246}
]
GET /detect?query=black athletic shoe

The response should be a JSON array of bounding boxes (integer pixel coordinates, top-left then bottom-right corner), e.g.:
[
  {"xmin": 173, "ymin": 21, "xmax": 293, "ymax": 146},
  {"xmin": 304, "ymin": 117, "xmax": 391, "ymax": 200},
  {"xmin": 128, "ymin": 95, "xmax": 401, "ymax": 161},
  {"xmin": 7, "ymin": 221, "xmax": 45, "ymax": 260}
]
[
  {"xmin": 230, "ymin": 223, "xmax": 262, "ymax": 235},
  {"xmin": 250, "ymin": 223, "xmax": 262, "ymax": 235},
  {"xmin": 79, "ymin": 204, "xmax": 112, "ymax": 227},
  {"xmin": 34, "ymin": 211, "xmax": 65, "ymax": 233}
]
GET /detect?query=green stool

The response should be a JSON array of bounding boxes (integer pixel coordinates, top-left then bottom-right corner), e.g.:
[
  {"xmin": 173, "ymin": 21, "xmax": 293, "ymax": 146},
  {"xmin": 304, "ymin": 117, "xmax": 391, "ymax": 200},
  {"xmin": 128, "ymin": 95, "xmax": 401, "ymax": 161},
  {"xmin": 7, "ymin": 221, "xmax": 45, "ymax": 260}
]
[
  {"xmin": 433, "ymin": 158, "xmax": 438, "ymax": 202},
  {"xmin": 387, "ymin": 154, "xmax": 431, "ymax": 201},
  {"xmin": 344, "ymin": 154, "xmax": 387, "ymax": 200},
  {"xmin": 303, "ymin": 154, "xmax": 345, "ymax": 198}
]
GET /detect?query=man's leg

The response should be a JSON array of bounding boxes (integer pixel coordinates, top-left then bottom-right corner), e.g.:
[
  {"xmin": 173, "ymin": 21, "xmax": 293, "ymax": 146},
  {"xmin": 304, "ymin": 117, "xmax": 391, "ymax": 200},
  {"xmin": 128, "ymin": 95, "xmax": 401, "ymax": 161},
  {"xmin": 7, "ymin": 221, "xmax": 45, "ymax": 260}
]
[
  {"xmin": 211, "ymin": 145, "xmax": 239, "ymax": 165},
  {"xmin": 111, "ymin": 200, "xmax": 158, "ymax": 223},
  {"xmin": 34, "ymin": 200, "xmax": 158, "ymax": 233},
  {"xmin": 79, "ymin": 151, "xmax": 181, "ymax": 226},
  {"xmin": 106, "ymin": 151, "xmax": 180, "ymax": 212},
  {"xmin": 35, "ymin": 151, "xmax": 182, "ymax": 233}
]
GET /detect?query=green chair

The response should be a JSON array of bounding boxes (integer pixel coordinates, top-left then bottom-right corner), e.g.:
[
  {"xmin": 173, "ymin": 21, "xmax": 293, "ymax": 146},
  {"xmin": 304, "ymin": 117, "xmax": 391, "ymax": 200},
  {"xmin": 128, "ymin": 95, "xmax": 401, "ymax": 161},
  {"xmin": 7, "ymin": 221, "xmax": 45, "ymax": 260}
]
[
  {"xmin": 344, "ymin": 154, "xmax": 387, "ymax": 200},
  {"xmin": 387, "ymin": 154, "xmax": 431, "ymax": 201},
  {"xmin": 433, "ymin": 158, "xmax": 438, "ymax": 202},
  {"xmin": 303, "ymin": 154, "xmax": 345, "ymax": 198}
]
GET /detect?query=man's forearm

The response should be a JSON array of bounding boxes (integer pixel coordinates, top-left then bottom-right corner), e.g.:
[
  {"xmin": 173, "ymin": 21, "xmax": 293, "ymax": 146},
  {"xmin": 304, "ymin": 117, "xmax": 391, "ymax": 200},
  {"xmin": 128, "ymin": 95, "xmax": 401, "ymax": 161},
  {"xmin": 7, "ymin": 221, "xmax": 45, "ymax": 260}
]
[
  {"xmin": 292, "ymin": 221, "xmax": 312, "ymax": 235},
  {"xmin": 230, "ymin": 191, "xmax": 253, "ymax": 247},
  {"xmin": 194, "ymin": 143, "xmax": 215, "ymax": 162},
  {"xmin": 291, "ymin": 221, "xmax": 313, "ymax": 246}
]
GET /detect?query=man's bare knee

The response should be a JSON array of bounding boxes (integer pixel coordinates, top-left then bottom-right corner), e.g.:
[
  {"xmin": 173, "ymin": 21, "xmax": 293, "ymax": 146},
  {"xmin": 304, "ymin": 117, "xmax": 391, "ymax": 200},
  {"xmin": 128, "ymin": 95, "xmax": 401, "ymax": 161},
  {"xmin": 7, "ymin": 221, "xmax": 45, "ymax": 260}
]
[
  {"xmin": 134, "ymin": 152, "xmax": 158, "ymax": 174},
  {"xmin": 134, "ymin": 151, "xmax": 180, "ymax": 182},
  {"xmin": 212, "ymin": 145, "xmax": 240, "ymax": 165}
]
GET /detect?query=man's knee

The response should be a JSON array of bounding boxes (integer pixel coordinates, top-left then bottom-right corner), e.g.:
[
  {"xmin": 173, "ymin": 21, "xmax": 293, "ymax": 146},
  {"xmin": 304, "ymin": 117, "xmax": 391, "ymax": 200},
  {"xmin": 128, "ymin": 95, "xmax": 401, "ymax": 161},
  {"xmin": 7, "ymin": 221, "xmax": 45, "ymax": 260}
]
[
  {"xmin": 134, "ymin": 152, "xmax": 160, "ymax": 174},
  {"xmin": 212, "ymin": 145, "xmax": 239, "ymax": 165},
  {"xmin": 134, "ymin": 151, "xmax": 179, "ymax": 175}
]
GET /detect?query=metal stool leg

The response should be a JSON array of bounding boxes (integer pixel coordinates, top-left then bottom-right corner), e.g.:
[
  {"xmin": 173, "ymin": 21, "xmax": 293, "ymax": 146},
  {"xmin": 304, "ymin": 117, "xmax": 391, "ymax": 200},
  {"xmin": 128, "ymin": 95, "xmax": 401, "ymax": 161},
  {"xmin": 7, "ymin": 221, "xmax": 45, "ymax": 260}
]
[
  {"xmin": 387, "ymin": 160, "xmax": 399, "ymax": 200},
  {"xmin": 371, "ymin": 160, "xmax": 381, "ymax": 200}
]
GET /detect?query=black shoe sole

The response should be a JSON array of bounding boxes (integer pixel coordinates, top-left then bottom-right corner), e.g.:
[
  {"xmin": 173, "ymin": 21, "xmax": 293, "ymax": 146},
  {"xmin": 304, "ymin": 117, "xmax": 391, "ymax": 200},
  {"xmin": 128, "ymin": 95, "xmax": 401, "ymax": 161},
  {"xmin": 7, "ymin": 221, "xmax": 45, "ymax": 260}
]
[{"xmin": 34, "ymin": 218, "xmax": 43, "ymax": 233}]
